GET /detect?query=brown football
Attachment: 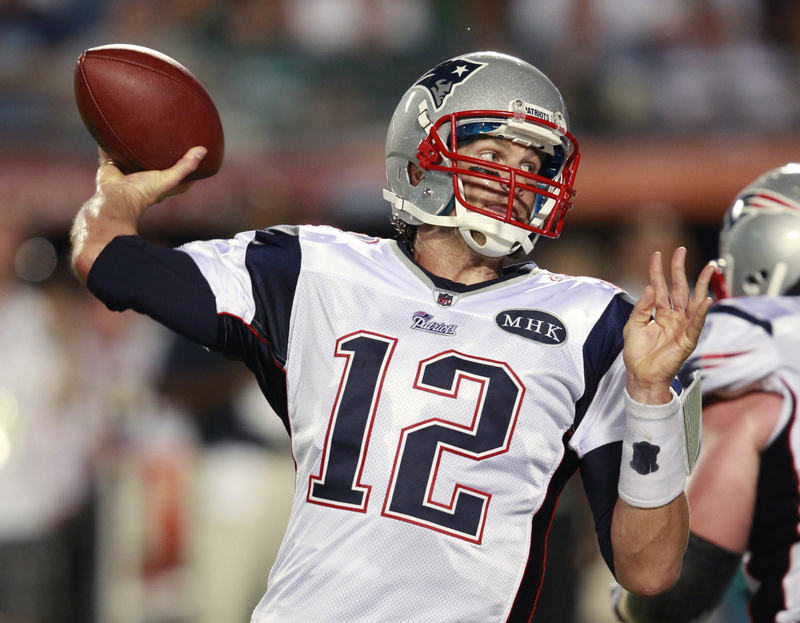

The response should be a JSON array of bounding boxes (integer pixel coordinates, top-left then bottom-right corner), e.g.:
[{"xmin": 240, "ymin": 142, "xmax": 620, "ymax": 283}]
[{"xmin": 74, "ymin": 44, "xmax": 224, "ymax": 180}]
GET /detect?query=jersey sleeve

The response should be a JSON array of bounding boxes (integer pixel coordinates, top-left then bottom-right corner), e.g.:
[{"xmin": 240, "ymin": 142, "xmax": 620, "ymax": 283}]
[
  {"xmin": 87, "ymin": 235, "xmax": 220, "ymax": 349},
  {"xmin": 178, "ymin": 225, "xmax": 302, "ymax": 367},
  {"xmin": 689, "ymin": 305, "xmax": 780, "ymax": 398}
]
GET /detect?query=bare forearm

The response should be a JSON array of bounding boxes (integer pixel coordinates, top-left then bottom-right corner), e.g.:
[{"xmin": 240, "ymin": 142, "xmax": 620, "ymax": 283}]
[
  {"xmin": 612, "ymin": 494, "xmax": 689, "ymax": 596},
  {"xmin": 70, "ymin": 193, "xmax": 141, "ymax": 283},
  {"xmin": 614, "ymin": 532, "xmax": 741, "ymax": 623}
]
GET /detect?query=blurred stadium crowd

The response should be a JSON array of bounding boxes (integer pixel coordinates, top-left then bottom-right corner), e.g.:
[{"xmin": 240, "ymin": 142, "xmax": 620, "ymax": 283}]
[
  {"xmin": 0, "ymin": 1, "xmax": 798, "ymax": 622},
  {"xmin": 2, "ymin": 0, "xmax": 800, "ymax": 235}
]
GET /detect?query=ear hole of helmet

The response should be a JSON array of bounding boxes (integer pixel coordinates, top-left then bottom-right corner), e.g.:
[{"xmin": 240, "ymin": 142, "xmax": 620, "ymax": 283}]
[
  {"xmin": 744, "ymin": 271, "xmax": 769, "ymax": 290},
  {"xmin": 408, "ymin": 163, "xmax": 425, "ymax": 186}
]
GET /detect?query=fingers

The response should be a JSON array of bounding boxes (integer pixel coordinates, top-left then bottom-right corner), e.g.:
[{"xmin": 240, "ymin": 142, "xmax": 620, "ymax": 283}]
[
  {"xmin": 651, "ymin": 247, "xmax": 710, "ymax": 314},
  {"xmin": 95, "ymin": 147, "xmax": 122, "ymax": 186},
  {"xmin": 94, "ymin": 146, "xmax": 206, "ymax": 204},
  {"xmin": 687, "ymin": 295, "xmax": 713, "ymax": 344},
  {"xmin": 685, "ymin": 262, "xmax": 716, "ymax": 343},
  {"xmin": 648, "ymin": 251, "xmax": 671, "ymax": 311},
  {"xmin": 670, "ymin": 247, "xmax": 690, "ymax": 311},
  {"xmin": 95, "ymin": 146, "xmax": 205, "ymax": 179},
  {"xmin": 693, "ymin": 261, "xmax": 716, "ymax": 303}
]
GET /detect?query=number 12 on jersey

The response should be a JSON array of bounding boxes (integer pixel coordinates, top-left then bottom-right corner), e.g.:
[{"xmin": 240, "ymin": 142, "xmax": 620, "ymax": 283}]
[{"xmin": 307, "ymin": 330, "xmax": 525, "ymax": 543}]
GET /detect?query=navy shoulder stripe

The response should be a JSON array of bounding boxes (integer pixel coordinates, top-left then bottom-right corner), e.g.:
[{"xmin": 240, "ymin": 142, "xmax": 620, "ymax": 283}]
[
  {"xmin": 709, "ymin": 305, "xmax": 773, "ymax": 335},
  {"xmin": 574, "ymin": 292, "xmax": 633, "ymax": 429},
  {"xmin": 243, "ymin": 226, "xmax": 302, "ymax": 366}
]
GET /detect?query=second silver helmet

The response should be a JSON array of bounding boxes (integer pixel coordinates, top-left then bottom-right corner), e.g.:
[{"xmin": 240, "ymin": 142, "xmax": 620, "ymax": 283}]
[{"xmin": 718, "ymin": 163, "xmax": 800, "ymax": 297}]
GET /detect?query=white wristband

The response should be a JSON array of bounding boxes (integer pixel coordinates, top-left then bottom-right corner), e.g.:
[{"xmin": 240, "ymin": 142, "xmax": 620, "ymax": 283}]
[{"xmin": 618, "ymin": 389, "xmax": 686, "ymax": 508}]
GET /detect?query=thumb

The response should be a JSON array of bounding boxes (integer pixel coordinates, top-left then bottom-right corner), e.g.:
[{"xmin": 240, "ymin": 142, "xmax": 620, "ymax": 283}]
[
  {"xmin": 151, "ymin": 146, "xmax": 207, "ymax": 203},
  {"xmin": 628, "ymin": 285, "xmax": 656, "ymax": 329},
  {"xmin": 165, "ymin": 146, "xmax": 206, "ymax": 186}
]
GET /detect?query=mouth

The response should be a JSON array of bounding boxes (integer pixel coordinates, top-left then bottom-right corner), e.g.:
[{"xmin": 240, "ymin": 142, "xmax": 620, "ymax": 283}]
[
  {"xmin": 482, "ymin": 202, "xmax": 528, "ymax": 224},
  {"xmin": 461, "ymin": 171, "xmax": 531, "ymax": 223}
]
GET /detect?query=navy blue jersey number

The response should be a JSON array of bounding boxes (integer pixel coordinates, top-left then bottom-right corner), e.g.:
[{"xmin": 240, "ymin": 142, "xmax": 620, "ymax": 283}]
[
  {"xmin": 308, "ymin": 331, "xmax": 398, "ymax": 511},
  {"xmin": 308, "ymin": 333, "xmax": 524, "ymax": 543},
  {"xmin": 383, "ymin": 350, "xmax": 524, "ymax": 541}
]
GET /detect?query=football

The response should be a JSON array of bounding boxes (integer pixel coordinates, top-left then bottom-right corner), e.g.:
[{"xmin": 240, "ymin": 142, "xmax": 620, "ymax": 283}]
[{"xmin": 74, "ymin": 44, "xmax": 224, "ymax": 180}]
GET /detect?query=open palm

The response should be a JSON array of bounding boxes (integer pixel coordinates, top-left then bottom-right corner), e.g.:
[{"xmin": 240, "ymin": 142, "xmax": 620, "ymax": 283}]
[{"xmin": 623, "ymin": 248, "xmax": 714, "ymax": 403}]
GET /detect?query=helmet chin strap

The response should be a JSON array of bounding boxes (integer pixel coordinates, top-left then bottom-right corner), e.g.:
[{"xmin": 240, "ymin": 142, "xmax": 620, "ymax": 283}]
[
  {"xmin": 767, "ymin": 261, "xmax": 788, "ymax": 296},
  {"xmin": 382, "ymin": 183, "xmax": 537, "ymax": 258},
  {"xmin": 453, "ymin": 180, "xmax": 535, "ymax": 258},
  {"xmin": 458, "ymin": 224, "xmax": 533, "ymax": 257}
]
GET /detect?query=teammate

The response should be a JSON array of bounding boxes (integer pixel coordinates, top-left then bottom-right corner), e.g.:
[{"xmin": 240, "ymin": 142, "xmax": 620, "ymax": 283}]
[
  {"xmin": 70, "ymin": 51, "xmax": 713, "ymax": 622},
  {"xmin": 612, "ymin": 163, "xmax": 800, "ymax": 623}
]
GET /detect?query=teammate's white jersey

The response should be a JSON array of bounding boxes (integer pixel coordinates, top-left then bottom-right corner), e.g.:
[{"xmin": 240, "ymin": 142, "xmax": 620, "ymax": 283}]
[
  {"xmin": 179, "ymin": 225, "xmax": 636, "ymax": 623},
  {"xmin": 689, "ymin": 296, "xmax": 800, "ymax": 623}
]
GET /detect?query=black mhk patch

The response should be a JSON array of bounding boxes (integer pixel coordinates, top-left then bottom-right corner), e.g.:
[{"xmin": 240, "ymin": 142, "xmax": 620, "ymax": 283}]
[{"xmin": 630, "ymin": 441, "xmax": 661, "ymax": 475}]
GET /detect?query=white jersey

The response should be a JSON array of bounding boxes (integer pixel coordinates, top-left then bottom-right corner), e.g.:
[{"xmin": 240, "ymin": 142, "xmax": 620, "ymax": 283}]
[
  {"xmin": 689, "ymin": 296, "xmax": 800, "ymax": 623},
  {"xmin": 180, "ymin": 224, "xmax": 635, "ymax": 623}
]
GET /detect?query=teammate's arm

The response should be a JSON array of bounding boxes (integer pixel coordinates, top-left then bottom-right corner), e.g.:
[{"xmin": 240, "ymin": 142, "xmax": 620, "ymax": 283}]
[
  {"xmin": 71, "ymin": 146, "xmax": 205, "ymax": 283},
  {"xmin": 688, "ymin": 391, "xmax": 780, "ymax": 551},
  {"xmin": 613, "ymin": 390, "xmax": 782, "ymax": 620}
]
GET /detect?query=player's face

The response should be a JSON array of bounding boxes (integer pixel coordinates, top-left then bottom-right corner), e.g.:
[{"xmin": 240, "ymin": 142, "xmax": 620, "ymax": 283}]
[{"xmin": 455, "ymin": 137, "xmax": 543, "ymax": 226}]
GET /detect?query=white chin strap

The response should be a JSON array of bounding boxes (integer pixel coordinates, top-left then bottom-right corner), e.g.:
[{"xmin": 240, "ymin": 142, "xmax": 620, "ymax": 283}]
[
  {"xmin": 767, "ymin": 261, "xmax": 789, "ymax": 295},
  {"xmin": 456, "ymin": 211, "xmax": 534, "ymax": 257},
  {"xmin": 452, "ymin": 178, "xmax": 534, "ymax": 257},
  {"xmin": 382, "ymin": 190, "xmax": 536, "ymax": 258}
]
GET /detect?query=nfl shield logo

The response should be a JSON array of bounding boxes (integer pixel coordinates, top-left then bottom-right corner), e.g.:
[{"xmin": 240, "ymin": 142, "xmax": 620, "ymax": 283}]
[{"xmin": 435, "ymin": 290, "xmax": 457, "ymax": 307}]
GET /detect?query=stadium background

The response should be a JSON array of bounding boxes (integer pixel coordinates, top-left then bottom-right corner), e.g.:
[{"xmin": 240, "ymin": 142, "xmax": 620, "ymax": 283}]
[{"xmin": 0, "ymin": 1, "xmax": 796, "ymax": 621}]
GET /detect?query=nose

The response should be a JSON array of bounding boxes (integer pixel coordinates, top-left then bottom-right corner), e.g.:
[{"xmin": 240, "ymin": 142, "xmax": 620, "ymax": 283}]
[{"xmin": 499, "ymin": 172, "xmax": 526, "ymax": 199}]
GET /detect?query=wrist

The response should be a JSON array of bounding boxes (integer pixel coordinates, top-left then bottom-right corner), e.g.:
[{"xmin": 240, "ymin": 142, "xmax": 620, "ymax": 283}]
[
  {"xmin": 618, "ymin": 389, "xmax": 686, "ymax": 508},
  {"xmin": 625, "ymin": 377, "xmax": 673, "ymax": 405}
]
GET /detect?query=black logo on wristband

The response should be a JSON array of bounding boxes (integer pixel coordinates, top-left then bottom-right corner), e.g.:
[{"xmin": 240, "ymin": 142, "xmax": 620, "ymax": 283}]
[{"xmin": 630, "ymin": 441, "xmax": 661, "ymax": 475}]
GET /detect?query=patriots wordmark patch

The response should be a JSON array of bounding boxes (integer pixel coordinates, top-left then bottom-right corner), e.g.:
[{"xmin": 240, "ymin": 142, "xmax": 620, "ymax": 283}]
[
  {"xmin": 416, "ymin": 58, "xmax": 486, "ymax": 111},
  {"xmin": 630, "ymin": 441, "xmax": 660, "ymax": 475},
  {"xmin": 494, "ymin": 309, "xmax": 568, "ymax": 346},
  {"xmin": 411, "ymin": 311, "xmax": 458, "ymax": 336}
]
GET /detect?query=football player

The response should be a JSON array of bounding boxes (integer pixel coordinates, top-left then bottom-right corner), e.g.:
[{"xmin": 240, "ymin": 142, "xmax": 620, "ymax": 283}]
[
  {"xmin": 71, "ymin": 51, "xmax": 713, "ymax": 622},
  {"xmin": 613, "ymin": 164, "xmax": 800, "ymax": 623}
]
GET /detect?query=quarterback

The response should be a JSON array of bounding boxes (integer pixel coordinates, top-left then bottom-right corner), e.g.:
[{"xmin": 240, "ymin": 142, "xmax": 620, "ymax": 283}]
[{"xmin": 71, "ymin": 51, "xmax": 713, "ymax": 622}]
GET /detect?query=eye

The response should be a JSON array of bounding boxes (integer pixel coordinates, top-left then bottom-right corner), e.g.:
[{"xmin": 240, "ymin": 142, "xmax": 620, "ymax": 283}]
[
  {"xmin": 520, "ymin": 156, "xmax": 543, "ymax": 175},
  {"xmin": 478, "ymin": 151, "xmax": 499, "ymax": 163}
]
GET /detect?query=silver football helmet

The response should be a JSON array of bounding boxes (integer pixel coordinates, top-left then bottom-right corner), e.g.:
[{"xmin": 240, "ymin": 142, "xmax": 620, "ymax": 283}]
[
  {"xmin": 716, "ymin": 163, "xmax": 800, "ymax": 297},
  {"xmin": 384, "ymin": 51, "xmax": 579, "ymax": 257}
]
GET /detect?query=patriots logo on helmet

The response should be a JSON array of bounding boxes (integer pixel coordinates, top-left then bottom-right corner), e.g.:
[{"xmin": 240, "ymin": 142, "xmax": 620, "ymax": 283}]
[
  {"xmin": 416, "ymin": 58, "xmax": 486, "ymax": 111},
  {"xmin": 727, "ymin": 191, "xmax": 800, "ymax": 229}
]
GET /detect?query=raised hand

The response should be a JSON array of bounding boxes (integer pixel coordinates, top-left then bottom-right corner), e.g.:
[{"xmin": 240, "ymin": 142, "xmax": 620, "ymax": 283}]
[
  {"xmin": 71, "ymin": 146, "xmax": 206, "ymax": 284},
  {"xmin": 623, "ymin": 247, "xmax": 715, "ymax": 404},
  {"xmin": 94, "ymin": 146, "xmax": 206, "ymax": 216}
]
